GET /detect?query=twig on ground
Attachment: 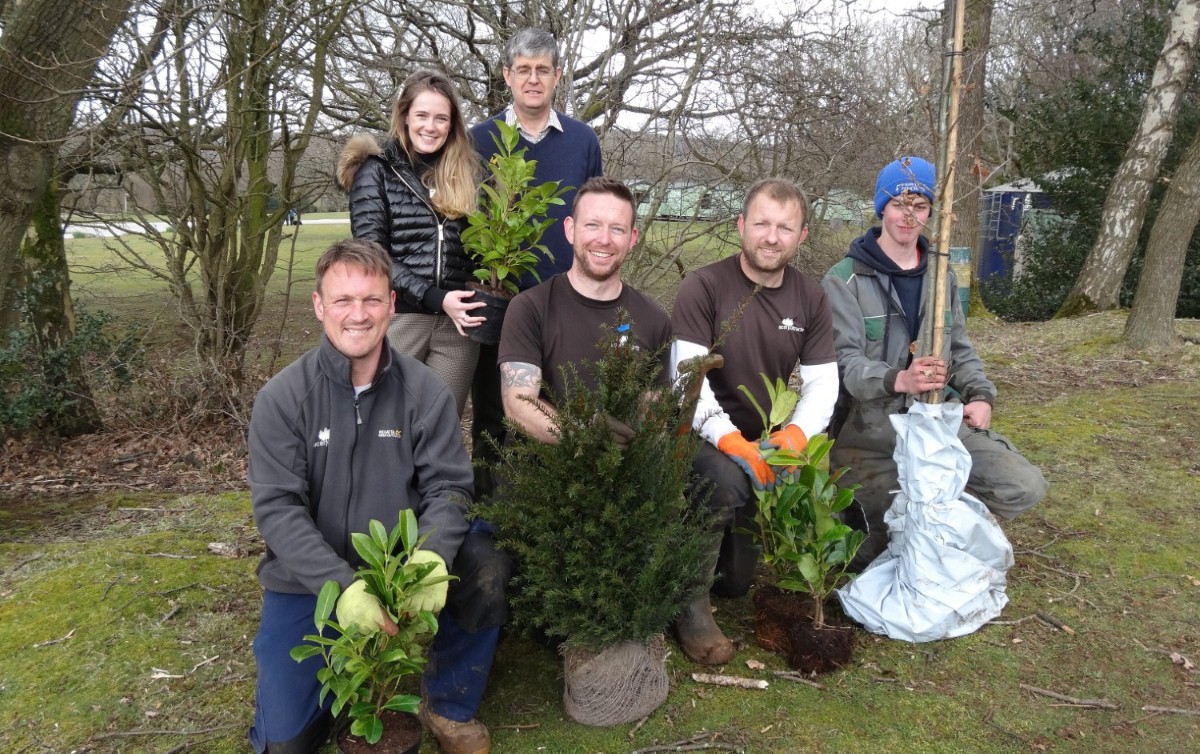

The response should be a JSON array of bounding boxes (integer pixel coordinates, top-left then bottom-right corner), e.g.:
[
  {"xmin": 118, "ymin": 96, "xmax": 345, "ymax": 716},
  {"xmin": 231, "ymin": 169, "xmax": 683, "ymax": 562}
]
[
  {"xmin": 1035, "ymin": 610, "xmax": 1076, "ymax": 635},
  {"xmin": 492, "ymin": 724, "xmax": 540, "ymax": 731},
  {"xmin": 12, "ymin": 553, "xmax": 43, "ymax": 570},
  {"xmin": 771, "ymin": 671, "xmax": 824, "ymax": 689},
  {"xmin": 160, "ymin": 605, "xmax": 181, "ymax": 624},
  {"xmin": 116, "ymin": 507, "xmax": 195, "ymax": 513},
  {"xmin": 988, "ymin": 614, "xmax": 1039, "ymax": 626},
  {"xmin": 31, "ymin": 629, "xmax": 76, "ymax": 648},
  {"xmin": 151, "ymin": 667, "xmax": 185, "ymax": 679},
  {"xmin": 628, "ymin": 715, "xmax": 650, "ymax": 739},
  {"xmin": 90, "ymin": 723, "xmax": 241, "ymax": 740},
  {"xmin": 101, "ymin": 576, "xmax": 122, "ymax": 600},
  {"xmin": 1141, "ymin": 705, "xmax": 1200, "ymax": 717},
  {"xmin": 692, "ymin": 673, "xmax": 768, "ymax": 690},
  {"xmin": 1014, "ymin": 547, "xmax": 1060, "ymax": 561},
  {"xmin": 189, "ymin": 655, "xmax": 219, "ymax": 673},
  {"xmin": 631, "ymin": 731, "xmax": 744, "ymax": 753},
  {"xmin": 1132, "ymin": 573, "xmax": 1176, "ymax": 582},
  {"xmin": 114, "ymin": 451, "xmax": 153, "ymax": 463},
  {"xmin": 1019, "ymin": 684, "xmax": 1118, "ymax": 709},
  {"xmin": 146, "ymin": 552, "xmax": 197, "ymax": 559}
]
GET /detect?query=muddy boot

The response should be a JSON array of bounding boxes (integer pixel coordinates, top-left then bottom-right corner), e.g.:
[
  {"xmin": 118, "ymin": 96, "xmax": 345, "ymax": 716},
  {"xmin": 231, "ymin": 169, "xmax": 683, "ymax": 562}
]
[
  {"xmin": 674, "ymin": 534, "xmax": 734, "ymax": 665},
  {"xmin": 418, "ymin": 704, "xmax": 491, "ymax": 754},
  {"xmin": 675, "ymin": 592, "xmax": 735, "ymax": 665}
]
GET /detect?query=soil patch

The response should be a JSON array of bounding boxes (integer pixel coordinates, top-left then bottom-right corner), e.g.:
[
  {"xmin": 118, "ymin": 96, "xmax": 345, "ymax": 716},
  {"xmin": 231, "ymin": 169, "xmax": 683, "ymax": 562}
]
[
  {"xmin": 336, "ymin": 711, "xmax": 422, "ymax": 754},
  {"xmin": 753, "ymin": 585, "xmax": 856, "ymax": 674}
]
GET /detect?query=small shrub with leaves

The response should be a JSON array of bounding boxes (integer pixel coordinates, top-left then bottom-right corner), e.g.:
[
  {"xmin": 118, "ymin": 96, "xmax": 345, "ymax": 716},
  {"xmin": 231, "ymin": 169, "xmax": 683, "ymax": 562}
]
[
  {"xmin": 0, "ymin": 308, "xmax": 140, "ymax": 437},
  {"xmin": 461, "ymin": 120, "xmax": 570, "ymax": 295},
  {"xmin": 478, "ymin": 313, "xmax": 712, "ymax": 651},
  {"xmin": 739, "ymin": 375, "xmax": 863, "ymax": 626},
  {"xmin": 290, "ymin": 509, "xmax": 451, "ymax": 745}
]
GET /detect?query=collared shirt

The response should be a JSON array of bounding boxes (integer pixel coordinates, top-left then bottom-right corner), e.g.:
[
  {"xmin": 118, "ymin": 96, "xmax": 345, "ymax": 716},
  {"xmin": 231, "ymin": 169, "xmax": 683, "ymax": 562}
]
[{"xmin": 504, "ymin": 105, "xmax": 563, "ymax": 145}]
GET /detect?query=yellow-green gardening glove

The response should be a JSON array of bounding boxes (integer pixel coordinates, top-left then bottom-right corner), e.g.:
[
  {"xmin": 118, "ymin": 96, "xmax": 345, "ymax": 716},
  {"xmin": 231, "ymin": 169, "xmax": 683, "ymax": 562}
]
[
  {"xmin": 336, "ymin": 579, "xmax": 387, "ymax": 633},
  {"xmin": 401, "ymin": 551, "xmax": 449, "ymax": 614}
]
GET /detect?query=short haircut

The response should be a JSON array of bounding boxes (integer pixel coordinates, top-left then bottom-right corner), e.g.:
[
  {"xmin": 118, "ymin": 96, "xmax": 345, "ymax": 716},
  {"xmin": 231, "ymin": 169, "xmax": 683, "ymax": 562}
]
[
  {"xmin": 315, "ymin": 239, "xmax": 391, "ymax": 293},
  {"xmin": 503, "ymin": 28, "xmax": 560, "ymax": 69},
  {"xmin": 742, "ymin": 178, "xmax": 809, "ymax": 227},
  {"xmin": 573, "ymin": 176, "xmax": 637, "ymax": 221}
]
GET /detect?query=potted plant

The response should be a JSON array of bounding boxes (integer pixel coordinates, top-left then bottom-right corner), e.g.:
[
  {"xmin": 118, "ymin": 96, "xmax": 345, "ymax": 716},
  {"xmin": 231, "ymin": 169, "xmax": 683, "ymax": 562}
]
[
  {"xmin": 477, "ymin": 314, "xmax": 713, "ymax": 726},
  {"xmin": 460, "ymin": 120, "xmax": 570, "ymax": 345},
  {"xmin": 738, "ymin": 375, "xmax": 864, "ymax": 674},
  {"xmin": 290, "ymin": 509, "xmax": 451, "ymax": 753}
]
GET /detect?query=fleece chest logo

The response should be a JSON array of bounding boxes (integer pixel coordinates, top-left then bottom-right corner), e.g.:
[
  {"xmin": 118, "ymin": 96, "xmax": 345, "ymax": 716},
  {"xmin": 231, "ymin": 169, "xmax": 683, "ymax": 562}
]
[
  {"xmin": 778, "ymin": 317, "xmax": 805, "ymax": 333},
  {"xmin": 378, "ymin": 429, "xmax": 403, "ymax": 439},
  {"xmin": 313, "ymin": 427, "xmax": 330, "ymax": 448}
]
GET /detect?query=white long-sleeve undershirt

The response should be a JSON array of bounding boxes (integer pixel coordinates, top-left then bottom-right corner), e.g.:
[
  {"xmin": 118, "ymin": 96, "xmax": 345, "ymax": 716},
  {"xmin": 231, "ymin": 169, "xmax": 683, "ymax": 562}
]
[{"xmin": 670, "ymin": 338, "xmax": 839, "ymax": 447}]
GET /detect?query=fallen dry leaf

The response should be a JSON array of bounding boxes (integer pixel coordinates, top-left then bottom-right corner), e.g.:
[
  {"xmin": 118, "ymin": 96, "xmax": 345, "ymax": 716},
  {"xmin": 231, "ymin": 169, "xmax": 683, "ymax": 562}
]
[{"xmin": 1169, "ymin": 652, "xmax": 1196, "ymax": 672}]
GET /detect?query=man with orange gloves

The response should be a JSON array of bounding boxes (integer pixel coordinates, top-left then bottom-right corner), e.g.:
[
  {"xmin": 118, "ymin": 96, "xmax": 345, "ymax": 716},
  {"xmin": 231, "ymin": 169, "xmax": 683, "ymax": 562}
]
[{"xmin": 670, "ymin": 178, "xmax": 839, "ymax": 663}]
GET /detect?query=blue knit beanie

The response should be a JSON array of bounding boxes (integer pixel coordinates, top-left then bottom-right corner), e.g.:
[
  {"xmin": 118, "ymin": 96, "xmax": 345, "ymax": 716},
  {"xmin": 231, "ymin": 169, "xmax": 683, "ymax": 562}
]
[{"xmin": 874, "ymin": 157, "xmax": 936, "ymax": 217}]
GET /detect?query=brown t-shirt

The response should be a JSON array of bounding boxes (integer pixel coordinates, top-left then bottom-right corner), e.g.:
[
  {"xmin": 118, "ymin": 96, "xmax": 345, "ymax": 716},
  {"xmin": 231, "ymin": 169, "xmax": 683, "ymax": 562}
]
[
  {"xmin": 499, "ymin": 274, "xmax": 672, "ymax": 401},
  {"xmin": 671, "ymin": 254, "xmax": 836, "ymax": 440}
]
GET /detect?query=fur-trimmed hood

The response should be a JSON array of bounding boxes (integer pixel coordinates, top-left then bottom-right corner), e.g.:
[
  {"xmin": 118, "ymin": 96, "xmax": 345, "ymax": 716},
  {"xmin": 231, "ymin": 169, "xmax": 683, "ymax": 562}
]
[{"xmin": 336, "ymin": 134, "xmax": 383, "ymax": 192}]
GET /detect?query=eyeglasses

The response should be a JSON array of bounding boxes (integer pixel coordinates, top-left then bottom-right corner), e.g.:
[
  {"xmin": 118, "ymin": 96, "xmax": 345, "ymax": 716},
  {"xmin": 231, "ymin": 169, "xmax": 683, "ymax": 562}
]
[{"xmin": 506, "ymin": 65, "xmax": 556, "ymax": 82}]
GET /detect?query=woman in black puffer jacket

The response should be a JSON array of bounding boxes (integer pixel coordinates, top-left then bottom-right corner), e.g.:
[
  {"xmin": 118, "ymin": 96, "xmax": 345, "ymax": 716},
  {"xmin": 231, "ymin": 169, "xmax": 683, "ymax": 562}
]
[{"xmin": 337, "ymin": 69, "xmax": 484, "ymax": 416}]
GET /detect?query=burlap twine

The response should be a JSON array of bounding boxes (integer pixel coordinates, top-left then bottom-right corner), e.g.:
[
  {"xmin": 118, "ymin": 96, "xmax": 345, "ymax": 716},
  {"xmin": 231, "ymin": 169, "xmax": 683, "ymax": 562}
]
[{"xmin": 561, "ymin": 634, "xmax": 670, "ymax": 726}]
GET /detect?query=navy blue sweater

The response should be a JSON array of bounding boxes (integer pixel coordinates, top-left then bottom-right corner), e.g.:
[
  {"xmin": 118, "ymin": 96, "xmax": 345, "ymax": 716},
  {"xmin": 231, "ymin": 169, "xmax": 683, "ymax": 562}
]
[{"xmin": 471, "ymin": 110, "xmax": 603, "ymax": 289}]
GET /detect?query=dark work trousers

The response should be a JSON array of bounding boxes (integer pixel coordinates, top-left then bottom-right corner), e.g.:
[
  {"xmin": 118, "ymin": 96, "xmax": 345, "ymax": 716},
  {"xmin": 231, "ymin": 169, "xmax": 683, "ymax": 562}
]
[
  {"xmin": 470, "ymin": 341, "xmax": 505, "ymax": 500},
  {"xmin": 249, "ymin": 521, "xmax": 512, "ymax": 753},
  {"xmin": 689, "ymin": 442, "xmax": 760, "ymax": 598}
]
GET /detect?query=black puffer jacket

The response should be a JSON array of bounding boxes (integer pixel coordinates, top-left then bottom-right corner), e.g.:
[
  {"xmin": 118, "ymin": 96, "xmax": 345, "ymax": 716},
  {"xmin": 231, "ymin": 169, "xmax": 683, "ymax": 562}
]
[{"xmin": 337, "ymin": 135, "xmax": 474, "ymax": 314}]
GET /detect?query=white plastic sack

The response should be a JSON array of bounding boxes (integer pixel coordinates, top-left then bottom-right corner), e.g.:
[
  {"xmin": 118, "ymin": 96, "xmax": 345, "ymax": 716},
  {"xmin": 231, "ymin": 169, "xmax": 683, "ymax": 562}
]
[{"xmin": 837, "ymin": 401, "xmax": 1014, "ymax": 643}]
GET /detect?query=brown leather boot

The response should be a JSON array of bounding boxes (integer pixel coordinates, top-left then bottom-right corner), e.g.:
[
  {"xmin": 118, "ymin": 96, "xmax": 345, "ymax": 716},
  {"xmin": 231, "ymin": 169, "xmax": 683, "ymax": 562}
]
[
  {"xmin": 418, "ymin": 704, "xmax": 491, "ymax": 754},
  {"xmin": 675, "ymin": 592, "xmax": 735, "ymax": 665}
]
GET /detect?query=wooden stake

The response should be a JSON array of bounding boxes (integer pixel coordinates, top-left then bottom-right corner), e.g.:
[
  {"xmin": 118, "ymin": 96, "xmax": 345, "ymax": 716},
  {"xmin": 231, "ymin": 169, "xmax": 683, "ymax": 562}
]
[{"xmin": 691, "ymin": 673, "xmax": 768, "ymax": 690}]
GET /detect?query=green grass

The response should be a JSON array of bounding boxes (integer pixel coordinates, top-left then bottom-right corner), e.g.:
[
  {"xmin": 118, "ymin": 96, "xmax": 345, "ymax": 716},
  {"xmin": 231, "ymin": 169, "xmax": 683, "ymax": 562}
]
[{"xmin": 3, "ymin": 348, "xmax": 1199, "ymax": 752}]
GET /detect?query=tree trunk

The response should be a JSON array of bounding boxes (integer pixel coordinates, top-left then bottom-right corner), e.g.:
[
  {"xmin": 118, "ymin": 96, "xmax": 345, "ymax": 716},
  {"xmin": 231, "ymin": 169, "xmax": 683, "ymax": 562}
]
[
  {"xmin": 0, "ymin": 0, "xmax": 134, "ymax": 325},
  {"xmin": 21, "ymin": 179, "xmax": 103, "ymax": 435},
  {"xmin": 1124, "ymin": 125, "xmax": 1200, "ymax": 349},
  {"xmin": 1056, "ymin": 0, "xmax": 1200, "ymax": 317},
  {"xmin": 954, "ymin": 0, "xmax": 994, "ymax": 314}
]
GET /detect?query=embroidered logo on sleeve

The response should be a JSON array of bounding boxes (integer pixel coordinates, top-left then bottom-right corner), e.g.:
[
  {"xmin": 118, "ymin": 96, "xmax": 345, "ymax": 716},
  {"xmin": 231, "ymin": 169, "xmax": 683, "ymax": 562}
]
[
  {"xmin": 778, "ymin": 317, "xmax": 805, "ymax": 333},
  {"xmin": 313, "ymin": 427, "xmax": 330, "ymax": 448}
]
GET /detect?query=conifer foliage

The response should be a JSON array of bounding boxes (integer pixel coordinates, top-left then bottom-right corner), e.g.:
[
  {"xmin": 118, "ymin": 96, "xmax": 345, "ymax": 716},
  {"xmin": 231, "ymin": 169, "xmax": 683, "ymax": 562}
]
[{"xmin": 479, "ymin": 313, "xmax": 712, "ymax": 652}]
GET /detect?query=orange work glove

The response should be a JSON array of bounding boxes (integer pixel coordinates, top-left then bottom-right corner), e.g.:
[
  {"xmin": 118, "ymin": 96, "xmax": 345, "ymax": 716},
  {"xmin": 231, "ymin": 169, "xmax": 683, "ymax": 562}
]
[
  {"xmin": 762, "ymin": 424, "xmax": 808, "ymax": 453},
  {"xmin": 760, "ymin": 424, "xmax": 808, "ymax": 484},
  {"xmin": 717, "ymin": 431, "xmax": 775, "ymax": 491}
]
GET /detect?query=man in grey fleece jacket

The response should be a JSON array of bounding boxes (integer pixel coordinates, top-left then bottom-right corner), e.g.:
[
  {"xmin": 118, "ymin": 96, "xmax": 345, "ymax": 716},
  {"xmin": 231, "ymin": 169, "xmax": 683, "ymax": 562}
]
[{"xmin": 248, "ymin": 238, "xmax": 508, "ymax": 754}]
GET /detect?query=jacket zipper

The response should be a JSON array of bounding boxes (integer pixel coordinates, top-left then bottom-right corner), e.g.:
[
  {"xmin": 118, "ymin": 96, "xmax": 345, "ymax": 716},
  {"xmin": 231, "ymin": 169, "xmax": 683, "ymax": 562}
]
[
  {"xmin": 391, "ymin": 165, "xmax": 448, "ymax": 290},
  {"xmin": 345, "ymin": 391, "xmax": 361, "ymax": 560}
]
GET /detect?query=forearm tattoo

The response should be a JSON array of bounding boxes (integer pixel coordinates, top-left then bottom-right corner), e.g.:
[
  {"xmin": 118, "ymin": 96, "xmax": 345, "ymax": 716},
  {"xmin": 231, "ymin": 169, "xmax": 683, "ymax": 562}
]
[{"xmin": 501, "ymin": 361, "xmax": 541, "ymax": 390}]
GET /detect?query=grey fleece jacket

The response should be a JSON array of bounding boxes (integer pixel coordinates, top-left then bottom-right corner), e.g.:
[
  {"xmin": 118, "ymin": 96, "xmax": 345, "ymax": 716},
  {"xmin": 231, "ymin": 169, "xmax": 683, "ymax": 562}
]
[
  {"xmin": 821, "ymin": 232, "xmax": 996, "ymax": 447},
  {"xmin": 249, "ymin": 335, "xmax": 472, "ymax": 596}
]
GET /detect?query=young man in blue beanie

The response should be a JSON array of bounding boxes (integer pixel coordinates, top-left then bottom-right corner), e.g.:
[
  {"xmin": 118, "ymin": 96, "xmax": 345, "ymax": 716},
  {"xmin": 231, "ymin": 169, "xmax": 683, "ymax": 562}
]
[{"xmin": 821, "ymin": 157, "xmax": 1047, "ymax": 569}]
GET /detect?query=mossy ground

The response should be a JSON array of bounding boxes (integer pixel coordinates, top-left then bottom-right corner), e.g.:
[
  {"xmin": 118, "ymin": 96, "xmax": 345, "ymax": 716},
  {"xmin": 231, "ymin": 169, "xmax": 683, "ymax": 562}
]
[{"xmin": 3, "ymin": 312, "xmax": 1197, "ymax": 753}]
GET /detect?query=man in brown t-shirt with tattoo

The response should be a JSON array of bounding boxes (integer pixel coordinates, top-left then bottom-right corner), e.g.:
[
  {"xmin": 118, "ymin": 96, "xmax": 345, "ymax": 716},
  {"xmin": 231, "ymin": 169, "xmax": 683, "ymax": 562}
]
[
  {"xmin": 670, "ymin": 178, "xmax": 839, "ymax": 663},
  {"xmin": 499, "ymin": 176, "xmax": 670, "ymax": 443}
]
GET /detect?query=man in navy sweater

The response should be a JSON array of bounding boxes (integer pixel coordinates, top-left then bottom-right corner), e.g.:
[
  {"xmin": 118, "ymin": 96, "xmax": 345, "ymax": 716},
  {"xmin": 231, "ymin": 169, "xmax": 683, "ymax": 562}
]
[{"xmin": 469, "ymin": 28, "xmax": 603, "ymax": 495}]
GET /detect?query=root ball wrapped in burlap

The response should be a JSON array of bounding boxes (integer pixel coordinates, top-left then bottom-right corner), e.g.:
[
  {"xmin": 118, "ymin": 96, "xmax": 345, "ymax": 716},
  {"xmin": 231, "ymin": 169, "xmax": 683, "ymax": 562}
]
[{"xmin": 562, "ymin": 635, "xmax": 670, "ymax": 726}]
